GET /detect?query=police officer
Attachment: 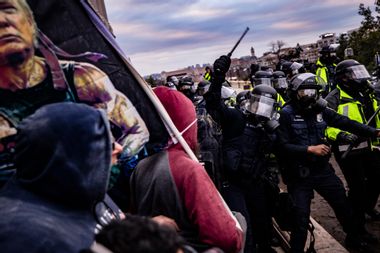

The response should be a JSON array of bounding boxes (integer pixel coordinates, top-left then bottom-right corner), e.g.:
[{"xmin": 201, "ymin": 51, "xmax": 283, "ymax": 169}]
[
  {"xmin": 272, "ymin": 71, "xmax": 289, "ymax": 107},
  {"xmin": 277, "ymin": 73, "xmax": 380, "ymax": 253},
  {"xmin": 205, "ymin": 55, "xmax": 280, "ymax": 253},
  {"xmin": 315, "ymin": 46, "xmax": 337, "ymax": 96},
  {"xmin": 204, "ymin": 66, "xmax": 212, "ymax": 81},
  {"xmin": 326, "ymin": 60, "xmax": 380, "ymax": 230},
  {"xmin": 166, "ymin": 76, "xmax": 179, "ymax": 90},
  {"xmin": 178, "ymin": 75, "xmax": 196, "ymax": 102},
  {"xmin": 253, "ymin": 70, "xmax": 273, "ymax": 86}
]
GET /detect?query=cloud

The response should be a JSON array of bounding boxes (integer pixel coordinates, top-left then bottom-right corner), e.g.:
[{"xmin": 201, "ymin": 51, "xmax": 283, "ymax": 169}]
[
  {"xmin": 271, "ymin": 21, "xmax": 313, "ymax": 30},
  {"xmin": 111, "ymin": 22, "xmax": 212, "ymax": 40},
  {"xmin": 322, "ymin": 0, "xmax": 374, "ymax": 7},
  {"xmin": 106, "ymin": 0, "xmax": 375, "ymax": 75}
]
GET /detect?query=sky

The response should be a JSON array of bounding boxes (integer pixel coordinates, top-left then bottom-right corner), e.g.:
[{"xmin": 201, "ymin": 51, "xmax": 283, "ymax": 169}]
[{"xmin": 105, "ymin": 0, "xmax": 375, "ymax": 76}]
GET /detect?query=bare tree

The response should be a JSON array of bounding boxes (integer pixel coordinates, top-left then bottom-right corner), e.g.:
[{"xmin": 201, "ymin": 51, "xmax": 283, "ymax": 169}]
[
  {"xmin": 269, "ymin": 40, "xmax": 285, "ymax": 53},
  {"xmin": 269, "ymin": 40, "xmax": 286, "ymax": 62}
]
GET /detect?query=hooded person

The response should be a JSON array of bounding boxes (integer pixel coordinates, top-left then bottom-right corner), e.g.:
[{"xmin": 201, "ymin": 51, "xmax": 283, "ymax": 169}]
[
  {"xmin": 130, "ymin": 86, "xmax": 243, "ymax": 253},
  {"xmin": 0, "ymin": 102, "xmax": 113, "ymax": 253}
]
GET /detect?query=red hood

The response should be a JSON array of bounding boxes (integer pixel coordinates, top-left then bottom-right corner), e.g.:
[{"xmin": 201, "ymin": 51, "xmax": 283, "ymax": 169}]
[{"xmin": 154, "ymin": 86, "xmax": 197, "ymax": 151}]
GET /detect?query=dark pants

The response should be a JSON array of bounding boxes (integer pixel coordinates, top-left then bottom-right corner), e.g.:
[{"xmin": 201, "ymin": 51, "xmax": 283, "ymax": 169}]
[
  {"xmin": 287, "ymin": 165, "xmax": 354, "ymax": 253},
  {"xmin": 221, "ymin": 181, "xmax": 275, "ymax": 253},
  {"xmin": 335, "ymin": 150, "xmax": 380, "ymax": 228}
]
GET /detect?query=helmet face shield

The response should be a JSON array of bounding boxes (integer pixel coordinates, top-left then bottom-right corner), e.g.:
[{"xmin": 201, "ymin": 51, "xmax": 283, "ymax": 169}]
[
  {"xmin": 273, "ymin": 78, "xmax": 288, "ymax": 89},
  {"xmin": 245, "ymin": 95, "xmax": 277, "ymax": 120},
  {"xmin": 291, "ymin": 73, "xmax": 325, "ymax": 91},
  {"xmin": 297, "ymin": 88, "xmax": 319, "ymax": 108},
  {"xmin": 254, "ymin": 78, "xmax": 272, "ymax": 86},
  {"xmin": 197, "ymin": 84, "xmax": 210, "ymax": 96},
  {"xmin": 297, "ymin": 89, "xmax": 318, "ymax": 100},
  {"xmin": 345, "ymin": 65, "xmax": 370, "ymax": 80}
]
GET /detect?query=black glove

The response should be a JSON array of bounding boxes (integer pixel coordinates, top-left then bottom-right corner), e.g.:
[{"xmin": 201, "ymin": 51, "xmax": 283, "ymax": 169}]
[
  {"xmin": 213, "ymin": 55, "xmax": 231, "ymax": 80},
  {"xmin": 336, "ymin": 132, "xmax": 359, "ymax": 145}
]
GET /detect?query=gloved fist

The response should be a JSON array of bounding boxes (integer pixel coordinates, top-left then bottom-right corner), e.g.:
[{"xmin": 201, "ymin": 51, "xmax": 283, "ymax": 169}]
[
  {"xmin": 213, "ymin": 55, "xmax": 231, "ymax": 77},
  {"xmin": 336, "ymin": 132, "xmax": 359, "ymax": 145}
]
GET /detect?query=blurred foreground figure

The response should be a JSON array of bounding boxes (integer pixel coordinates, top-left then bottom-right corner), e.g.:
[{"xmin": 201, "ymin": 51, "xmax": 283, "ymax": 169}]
[
  {"xmin": 0, "ymin": 103, "xmax": 114, "ymax": 253},
  {"xmin": 131, "ymin": 87, "xmax": 243, "ymax": 253},
  {"xmin": 86, "ymin": 214, "xmax": 187, "ymax": 253}
]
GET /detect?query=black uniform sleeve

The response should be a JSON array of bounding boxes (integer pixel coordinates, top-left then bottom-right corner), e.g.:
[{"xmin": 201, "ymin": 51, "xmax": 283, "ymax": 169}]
[
  {"xmin": 204, "ymin": 80, "xmax": 238, "ymax": 125},
  {"xmin": 324, "ymin": 107, "xmax": 378, "ymax": 138},
  {"xmin": 277, "ymin": 109, "xmax": 309, "ymax": 156},
  {"xmin": 325, "ymin": 89, "xmax": 340, "ymax": 111}
]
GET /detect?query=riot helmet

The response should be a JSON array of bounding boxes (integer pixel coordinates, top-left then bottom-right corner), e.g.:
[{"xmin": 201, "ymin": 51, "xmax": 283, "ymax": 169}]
[
  {"xmin": 253, "ymin": 70, "xmax": 273, "ymax": 86},
  {"xmin": 197, "ymin": 80, "xmax": 211, "ymax": 96},
  {"xmin": 319, "ymin": 45, "xmax": 336, "ymax": 64},
  {"xmin": 335, "ymin": 59, "xmax": 371, "ymax": 93},
  {"xmin": 289, "ymin": 73, "xmax": 327, "ymax": 112},
  {"xmin": 290, "ymin": 62, "xmax": 305, "ymax": 75},
  {"xmin": 280, "ymin": 61, "xmax": 304, "ymax": 79},
  {"xmin": 165, "ymin": 81, "xmax": 177, "ymax": 90},
  {"xmin": 167, "ymin": 76, "xmax": 179, "ymax": 86},
  {"xmin": 237, "ymin": 85, "xmax": 278, "ymax": 120},
  {"xmin": 272, "ymin": 71, "xmax": 288, "ymax": 91},
  {"xmin": 248, "ymin": 85, "xmax": 279, "ymax": 121},
  {"xmin": 236, "ymin": 90, "xmax": 251, "ymax": 113},
  {"xmin": 178, "ymin": 75, "xmax": 196, "ymax": 100}
]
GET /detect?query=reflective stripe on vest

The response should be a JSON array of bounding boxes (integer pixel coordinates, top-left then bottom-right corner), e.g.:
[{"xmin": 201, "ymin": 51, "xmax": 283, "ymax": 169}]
[
  {"xmin": 336, "ymin": 86, "xmax": 380, "ymax": 147},
  {"xmin": 338, "ymin": 141, "xmax": 369, "ymax": 152}
]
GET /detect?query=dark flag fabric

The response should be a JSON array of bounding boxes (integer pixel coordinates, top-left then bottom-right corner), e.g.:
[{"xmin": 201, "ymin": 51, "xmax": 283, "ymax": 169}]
[{"xmin": 27, "ymin": 0, "xmax": 169, "ymax": 152}]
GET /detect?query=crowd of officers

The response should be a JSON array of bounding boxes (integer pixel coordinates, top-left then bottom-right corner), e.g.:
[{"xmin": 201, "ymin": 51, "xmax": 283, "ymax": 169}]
[{"xmin": 165, "ymin": 46, "xmax": 380, "ymax": 253}]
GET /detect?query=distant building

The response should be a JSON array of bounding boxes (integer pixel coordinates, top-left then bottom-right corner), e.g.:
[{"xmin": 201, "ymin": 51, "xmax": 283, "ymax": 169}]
[{"xmin": 317, "ymin": 33, "xmax": 339, "ymax": 49}]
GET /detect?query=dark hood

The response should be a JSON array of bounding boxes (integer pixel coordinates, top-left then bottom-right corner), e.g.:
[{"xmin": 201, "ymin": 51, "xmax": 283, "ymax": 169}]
[
  {"xmin": 154, "ymin": 86, "xmax": 198, "ymax": 151},
  {"xmin": 14, "ymin": 102, "xmax": 112, "ymax": 209}
]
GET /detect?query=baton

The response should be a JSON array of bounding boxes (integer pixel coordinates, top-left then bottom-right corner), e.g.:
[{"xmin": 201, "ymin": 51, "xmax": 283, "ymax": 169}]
[
  {"xmin": 341, "ymin": 105, "xmax": 380, "ymax": 159},
  {"xmin": 227, "ymin": 27, "xmax": 250, "ymax": 58}
]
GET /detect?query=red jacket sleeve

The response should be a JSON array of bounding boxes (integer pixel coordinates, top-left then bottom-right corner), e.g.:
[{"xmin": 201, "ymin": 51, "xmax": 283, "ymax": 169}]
[{"xmin": 169, "ymin": 150, "xmax": 243, "ymax": 253}]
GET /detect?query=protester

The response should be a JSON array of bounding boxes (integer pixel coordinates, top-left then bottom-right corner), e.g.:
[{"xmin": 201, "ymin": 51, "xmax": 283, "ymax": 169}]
[
  {"xmin": 130, "ymin": 86, "xmax": 243, "ymax": 253},
  {"xmin": 90, "ymin": 214, "xmax": 186, "ymax": 253},
  {"xmin": 0, "ymin": 103, "xmax": 116, "ymax": 253}
]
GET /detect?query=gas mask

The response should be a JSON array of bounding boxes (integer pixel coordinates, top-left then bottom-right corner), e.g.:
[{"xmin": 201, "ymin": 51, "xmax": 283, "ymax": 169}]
[
  {"xmin": 297, "ymin": 88, "xmax": 318, "ymax": 108},
  {"xmin": 296, "ymin": 89, "xmax": 327, "ymax": 114}
]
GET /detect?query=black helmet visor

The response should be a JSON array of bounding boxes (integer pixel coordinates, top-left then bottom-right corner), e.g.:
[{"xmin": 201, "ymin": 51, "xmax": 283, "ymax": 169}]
[
  {"xmin": 273, "ymin": 78, "xmax": 288, "ymax": 89},
  {"xmin": 345, "ymin": 65, "xmax": 370, "ymax": 80},
  {"xmin": 244, "ymin": 95, "xmax": 277, "ymax": 119},
  {"xmin": 297, "ymin": 89, "xmax": 318, "ymax": 100},
  {"xmin": 254, "ymin": 78, "xmax": 272, "ymax": 86}
]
